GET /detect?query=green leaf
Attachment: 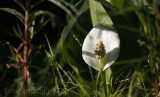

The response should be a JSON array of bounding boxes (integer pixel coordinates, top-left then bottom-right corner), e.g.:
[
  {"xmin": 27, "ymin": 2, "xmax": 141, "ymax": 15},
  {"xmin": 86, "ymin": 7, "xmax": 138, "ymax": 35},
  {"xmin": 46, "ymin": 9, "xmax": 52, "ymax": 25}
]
[
  {"xmin": 29, "ymin": 10, "xmax": 55, "ymax": 27},
  {"xmin": 95, "ymin": 0, "xmax": 118, "ymax": 11},
  {"xmin": 31, "ymin": 0, "xmax": 45, "ymax": 9},
  {"xmin": 12, "ymin": 26, "xmax": 24, "ymax": 41},
  {"xmin": 17, "ymin": 24, "xmax": 23, "ymax": 37},
  {"xmin": 48, "ymin": 0, "xmax": 78, "ymax": 16},
  {"xmin": 14, "ymin": 0, "xmax": 26, "ymax": 11},
  {"xmin": 61, "ymin": 31, "xmax": 83, "ymax": 74},
  {"xmin": 89, "ymin": 0, "xmax": 113, "ymax": 26},
  {"xmin": 111, "ymin": 0, "xmax": 126, "ymax": 9},
  {"xmin": 35, "ymin": 19, "xmax": 49, "ymax": 34},
  {"xmin": 0, "ymin": 8, "xmax": 24, "ymax": 23},
  {"xmin": 60, "ymin": 1, "xmax": 89, "ymax": 74},
  {"xmin": 105, "ymin": 68, "xmax": 112, "ymax": 84}
]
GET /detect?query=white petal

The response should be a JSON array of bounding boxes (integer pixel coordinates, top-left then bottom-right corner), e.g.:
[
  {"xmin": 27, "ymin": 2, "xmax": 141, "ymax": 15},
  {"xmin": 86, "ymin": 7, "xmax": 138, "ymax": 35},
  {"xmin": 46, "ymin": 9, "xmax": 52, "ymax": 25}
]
[
  {"xmin": 82, "ymin": 24, "xmax": 120, "ymax": 71},
  {"xmin": 106, "ymin": 0, "xmax": 111, "ymax": 3}
]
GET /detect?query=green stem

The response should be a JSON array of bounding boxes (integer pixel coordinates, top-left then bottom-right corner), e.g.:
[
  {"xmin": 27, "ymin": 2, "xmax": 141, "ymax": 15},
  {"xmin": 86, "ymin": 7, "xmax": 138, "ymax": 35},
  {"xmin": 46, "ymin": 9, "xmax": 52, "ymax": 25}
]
[
  {"xmin": 99, "ymin": 59, "xmax": 111, "ymax": 97},
  {"xmin": 95, "ymin": 72, "xmax": 101, "ymax": 97},
  {"xmin": 101, "ymin": 71, "xmax": 107, "ymax": 97},
  {"xmin": 99, "ymin": 59, "xmax": 104, "ymax": 71},
  {"xmin": 106, "ymin": 68, "xmax": 111, "ymax": 97},
  {"xmin": 107, "ymin": 83, "xmax": 110, "ymax": 97},
  {"xmin": 99, "ymin": 59, "xmax": 107, "ymax": 97}
]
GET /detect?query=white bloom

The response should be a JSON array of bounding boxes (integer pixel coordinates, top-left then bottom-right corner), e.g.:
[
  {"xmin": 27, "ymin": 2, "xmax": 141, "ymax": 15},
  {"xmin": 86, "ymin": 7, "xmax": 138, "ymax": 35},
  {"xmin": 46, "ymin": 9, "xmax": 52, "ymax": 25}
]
[
  {"xmin": 82, "ymin": 24, "xmax": 120, "ymax": 71},
  {"xmin": 106, "ymin": 0, "xmax": 111, "ymax": 3}
]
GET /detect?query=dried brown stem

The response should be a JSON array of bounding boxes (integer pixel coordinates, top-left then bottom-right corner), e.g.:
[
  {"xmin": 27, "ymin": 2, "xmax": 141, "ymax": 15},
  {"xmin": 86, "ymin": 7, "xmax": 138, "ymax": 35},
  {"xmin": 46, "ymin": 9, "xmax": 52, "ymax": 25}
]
[{"xmin": 23, "ymin": 0, "xmax": 31, "ymax": 95}]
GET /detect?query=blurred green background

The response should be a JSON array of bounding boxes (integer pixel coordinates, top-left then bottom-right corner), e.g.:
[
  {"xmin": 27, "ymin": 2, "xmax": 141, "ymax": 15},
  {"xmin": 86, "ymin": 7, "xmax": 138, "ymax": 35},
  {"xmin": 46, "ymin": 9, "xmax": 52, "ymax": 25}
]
[{"xmin": 0, "ymin": 0, "xmax": 160, "ymax": 97}]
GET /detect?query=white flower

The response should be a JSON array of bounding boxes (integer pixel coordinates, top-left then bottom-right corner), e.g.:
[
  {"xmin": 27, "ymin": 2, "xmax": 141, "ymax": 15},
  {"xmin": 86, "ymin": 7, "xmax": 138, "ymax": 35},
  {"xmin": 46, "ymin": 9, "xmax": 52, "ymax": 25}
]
[
  {"xmin": 82, "ymin": 24, "xmax": 120, "ymax": 71},
  {"xmin": 106, "ymin": 0, "xmax": 111, "ymax": 3}
]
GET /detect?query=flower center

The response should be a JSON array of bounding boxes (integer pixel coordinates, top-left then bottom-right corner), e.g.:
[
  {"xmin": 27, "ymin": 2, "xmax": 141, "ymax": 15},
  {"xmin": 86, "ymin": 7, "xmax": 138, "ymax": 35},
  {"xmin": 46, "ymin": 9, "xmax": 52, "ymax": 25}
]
[{"xmin": 94, "ymin": 40, "xmax": 106, "ymax": 59}]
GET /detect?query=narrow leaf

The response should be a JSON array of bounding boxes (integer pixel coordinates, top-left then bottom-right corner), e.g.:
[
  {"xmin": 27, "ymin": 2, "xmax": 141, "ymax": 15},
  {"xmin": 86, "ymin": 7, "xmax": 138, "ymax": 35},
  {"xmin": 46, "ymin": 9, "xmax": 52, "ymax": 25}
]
[
  {"xmin": 17, "ymin": 24, "xmax": 23, "ymax": 37},
  {"xmin": 96, "ymin": 0, "xmax": 118, "ymax": 11},
  {"xmin": 48, "ymin": 0, "xmax": 78, "ymax": 16},
  {"xmin": 12, "ymin": 26, "xmax": 24, "ymax": 41},
  {"xmin": 0, "ymin": 8, "xmax": 24, "ymax": 23},
  {"xmin": 29, "ymin": 10, "xmax": 55, "ymax": 27},
  {"xmin": 14, "ymin": 0, "xmax": 26, "ymax": 11}
]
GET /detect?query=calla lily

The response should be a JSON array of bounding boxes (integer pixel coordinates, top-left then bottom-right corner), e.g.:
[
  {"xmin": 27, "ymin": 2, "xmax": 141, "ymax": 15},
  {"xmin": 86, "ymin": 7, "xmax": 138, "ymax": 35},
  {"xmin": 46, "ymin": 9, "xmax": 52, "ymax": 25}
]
[{"xmin": 82, "ymin": 24, "xmax": 120, "ymax": 71}]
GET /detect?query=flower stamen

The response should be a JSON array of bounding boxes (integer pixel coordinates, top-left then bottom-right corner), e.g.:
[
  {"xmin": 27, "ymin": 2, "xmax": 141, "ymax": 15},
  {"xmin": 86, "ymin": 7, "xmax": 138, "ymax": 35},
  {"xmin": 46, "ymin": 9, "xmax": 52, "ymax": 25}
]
[{"xmin": 94, "ymin": 40, "xmax": 106, "ymax": 59}]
